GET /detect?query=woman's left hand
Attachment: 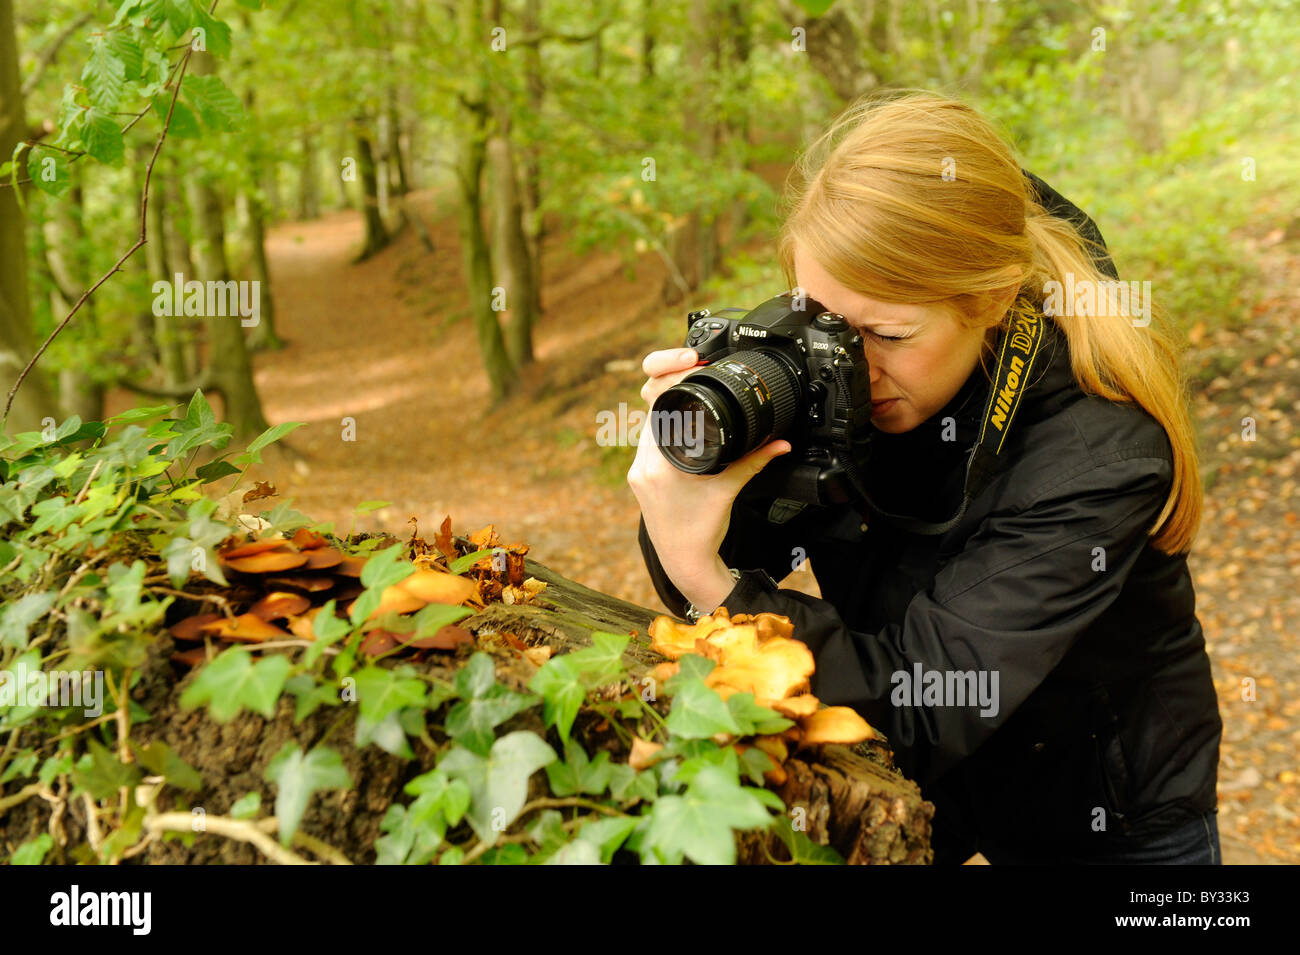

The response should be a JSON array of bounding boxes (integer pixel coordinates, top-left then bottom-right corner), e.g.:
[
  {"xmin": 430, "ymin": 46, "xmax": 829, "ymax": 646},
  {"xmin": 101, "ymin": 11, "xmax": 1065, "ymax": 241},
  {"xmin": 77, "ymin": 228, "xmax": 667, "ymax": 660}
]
[{"xmin": 626, "ymin": 347, "xmax": 792, "ymax": 610}]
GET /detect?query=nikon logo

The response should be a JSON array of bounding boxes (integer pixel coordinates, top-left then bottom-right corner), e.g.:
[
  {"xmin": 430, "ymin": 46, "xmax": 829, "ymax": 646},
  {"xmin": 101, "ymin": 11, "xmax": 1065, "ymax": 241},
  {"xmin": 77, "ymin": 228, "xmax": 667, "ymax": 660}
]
[
  {"xmin": 990, "ymin": 313, "xmax": 1040, "ymax": 432},
  {"xmin": 736, "ymin": 326, "xmax": 767, "ymax": 338}
]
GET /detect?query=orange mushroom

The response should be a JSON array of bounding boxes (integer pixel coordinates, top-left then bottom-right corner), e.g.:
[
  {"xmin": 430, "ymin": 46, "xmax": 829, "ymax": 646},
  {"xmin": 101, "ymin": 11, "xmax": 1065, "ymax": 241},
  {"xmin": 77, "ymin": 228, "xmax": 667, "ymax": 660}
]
[
  {"xmin": 248, "ymin": 591, "xmax": 311, "ymax": 622},
  {"xmin": 198, "ymin": 613, "xmax": 290, "ymax": 643},
  {"xmin": 397, "ymin": 569, "xmax": 477, "ymax": 606},
  {"xmin": 799, "ymin": 706, "xmax": 879, "ymax": 745},
  {"xmin": 221, "ymin": 548, "xmax": 309, "ymax": 574}
]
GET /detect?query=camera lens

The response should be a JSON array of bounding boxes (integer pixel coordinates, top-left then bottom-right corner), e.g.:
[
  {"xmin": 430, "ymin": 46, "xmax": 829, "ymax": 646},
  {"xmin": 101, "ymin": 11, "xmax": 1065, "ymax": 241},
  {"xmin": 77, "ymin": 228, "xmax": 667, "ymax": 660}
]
[{"xmin": 652, "ymin": 350, "xmax": 801, "ymax": 473}]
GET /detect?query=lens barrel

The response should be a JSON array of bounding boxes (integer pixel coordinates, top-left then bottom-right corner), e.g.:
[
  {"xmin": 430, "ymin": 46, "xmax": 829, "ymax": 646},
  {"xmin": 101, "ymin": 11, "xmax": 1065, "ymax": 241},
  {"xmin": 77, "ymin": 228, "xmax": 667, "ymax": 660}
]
[{"xmin": 652, "ymin": 349, "xmax": 801, "ymax": 473}]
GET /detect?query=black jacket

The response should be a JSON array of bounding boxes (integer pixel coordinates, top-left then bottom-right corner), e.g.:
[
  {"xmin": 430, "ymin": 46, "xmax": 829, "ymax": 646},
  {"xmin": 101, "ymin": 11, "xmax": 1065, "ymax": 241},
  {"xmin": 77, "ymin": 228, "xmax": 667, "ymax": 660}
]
[{"xmin": 638, "ymin": 173, "xmax": 1221, "ymax": 864}]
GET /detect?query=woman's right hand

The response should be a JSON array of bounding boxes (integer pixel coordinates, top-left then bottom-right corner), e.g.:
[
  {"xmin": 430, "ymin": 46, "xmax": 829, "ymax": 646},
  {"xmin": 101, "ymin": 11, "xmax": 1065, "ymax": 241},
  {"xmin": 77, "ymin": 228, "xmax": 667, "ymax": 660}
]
[{"xmin": 627, "ymin": 347, "xmax": 791, "ymax": 607}]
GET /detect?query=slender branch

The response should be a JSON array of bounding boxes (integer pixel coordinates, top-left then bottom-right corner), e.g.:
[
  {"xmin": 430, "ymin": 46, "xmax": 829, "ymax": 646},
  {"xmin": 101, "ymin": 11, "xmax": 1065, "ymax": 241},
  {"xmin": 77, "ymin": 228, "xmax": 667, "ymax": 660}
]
[
  {"xmin": 0, "ymin": 782, "xmax": 43, "ymax": 815},
  {"xmin": 1, "ymin": 45, "xmax": 196, "ymax": 429}
]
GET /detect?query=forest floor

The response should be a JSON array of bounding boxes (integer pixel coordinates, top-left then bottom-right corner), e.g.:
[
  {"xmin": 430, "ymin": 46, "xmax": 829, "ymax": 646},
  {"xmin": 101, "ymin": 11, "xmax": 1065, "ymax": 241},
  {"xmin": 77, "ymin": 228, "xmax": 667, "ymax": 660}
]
[{"xmin": 109, "ymin": 187, "xmax": 1299, "ymax": 865}]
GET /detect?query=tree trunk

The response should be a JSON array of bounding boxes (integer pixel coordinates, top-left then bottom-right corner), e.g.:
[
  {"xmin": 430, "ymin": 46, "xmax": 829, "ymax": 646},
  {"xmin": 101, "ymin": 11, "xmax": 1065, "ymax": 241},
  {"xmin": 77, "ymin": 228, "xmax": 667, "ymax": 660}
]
[
  {"xmin": 243, "ymin": 184, "xmax": 282, "ymax": 352},
  {"xmin": 145, "ymin": 163, "xmax": 188, "ymax": 389},
  {"xmin": 461, "ymin": 541, "xmax": 935, "ymax": 865},
  {"xmin": 640, "ymin": 0, "xmax": 655, "ymax": 81},
  {"xmin": 488, "ymin": 104, "xmax": 537, "ymax": 369},
  {"xmin": 161, "ymin": 155, "xmax": 200, "ymax": 382},
  {"xmin": 297, "ymin": 130, "xmax": 320, "ymax": 221},
  {"xmin": 386, "ymin": 92, "xmax": 410, "ymax": 198},
  {"xmin": 518, "ymin": 0, "xmax": 545, "ymax": 300},
  {"xmin": 0, "ymin": 0, "xmax": 57, "ymax": 434},
  {"xmin": 186, "ymin": 54, "xmax": 269, "ymax": 442},
  {"xmin": 42, "ymin": 179, "xmax": 104, "ymax": 423},
  {"xmin": 353, "ymin": 115, "xmax": 390, "ymax": 261}
]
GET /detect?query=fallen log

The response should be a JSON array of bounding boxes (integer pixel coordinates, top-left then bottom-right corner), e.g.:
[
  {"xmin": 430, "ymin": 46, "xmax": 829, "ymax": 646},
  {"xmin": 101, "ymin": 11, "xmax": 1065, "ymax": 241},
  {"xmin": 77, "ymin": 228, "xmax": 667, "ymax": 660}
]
[{"xmin": 464, "ymin": 545, "xmax": 936, "ymax": 865}]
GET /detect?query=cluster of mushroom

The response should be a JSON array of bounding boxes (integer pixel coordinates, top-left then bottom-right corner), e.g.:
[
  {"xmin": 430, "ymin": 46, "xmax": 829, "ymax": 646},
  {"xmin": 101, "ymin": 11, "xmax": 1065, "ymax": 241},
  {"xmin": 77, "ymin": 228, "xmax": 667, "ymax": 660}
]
[
  {"xmin": 167, "ymin": 526, "xmax": 484, "ymax": 666},
  {"xmin": 643, "ymin": 606, "xmax": 879, "ymax": 784}
]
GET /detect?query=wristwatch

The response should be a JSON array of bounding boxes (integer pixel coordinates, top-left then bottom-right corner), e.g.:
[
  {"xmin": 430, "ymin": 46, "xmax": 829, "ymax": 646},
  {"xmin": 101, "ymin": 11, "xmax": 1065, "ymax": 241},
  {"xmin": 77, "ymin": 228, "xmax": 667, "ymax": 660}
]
[{"xmin": 683, "ymin": 567, "xmax": 742, "ymax": 623}]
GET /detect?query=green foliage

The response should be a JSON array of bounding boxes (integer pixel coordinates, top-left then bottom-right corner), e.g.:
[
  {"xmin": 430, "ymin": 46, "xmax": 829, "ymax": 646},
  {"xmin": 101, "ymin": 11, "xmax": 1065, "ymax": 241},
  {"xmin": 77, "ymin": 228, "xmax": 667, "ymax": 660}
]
[{"xmin": 264, "ymin": 743, "xmax": 352, "ymax": 845}]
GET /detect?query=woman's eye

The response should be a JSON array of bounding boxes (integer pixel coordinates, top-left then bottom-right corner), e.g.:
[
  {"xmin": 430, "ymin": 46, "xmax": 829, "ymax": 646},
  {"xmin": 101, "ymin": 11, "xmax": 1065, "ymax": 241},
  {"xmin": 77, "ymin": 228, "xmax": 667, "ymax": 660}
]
[{"xmin": 866, "ymin": 329, "xmax": 910, "ymax": 343}]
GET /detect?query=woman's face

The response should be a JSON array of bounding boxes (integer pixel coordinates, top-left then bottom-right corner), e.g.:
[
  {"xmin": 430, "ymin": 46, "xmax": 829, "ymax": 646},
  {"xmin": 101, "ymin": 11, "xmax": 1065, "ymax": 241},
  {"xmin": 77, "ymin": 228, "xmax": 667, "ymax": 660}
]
[{"xmin": 793, "ymin": 245, "xmax": 988, "ymax": 434}]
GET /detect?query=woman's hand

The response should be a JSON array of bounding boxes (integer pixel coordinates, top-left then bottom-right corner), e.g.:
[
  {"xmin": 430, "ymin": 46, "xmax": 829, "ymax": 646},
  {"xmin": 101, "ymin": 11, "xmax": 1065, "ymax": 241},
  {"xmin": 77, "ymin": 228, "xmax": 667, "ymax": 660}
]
[{"xmin": 627, "ymin": 346, "xmax": 792, "ymax": 612}]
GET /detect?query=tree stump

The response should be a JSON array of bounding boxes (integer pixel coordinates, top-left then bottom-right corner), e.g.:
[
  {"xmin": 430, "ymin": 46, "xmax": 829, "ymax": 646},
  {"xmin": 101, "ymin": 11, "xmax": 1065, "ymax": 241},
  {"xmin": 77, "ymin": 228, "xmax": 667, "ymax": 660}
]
[{"xmin": 463, "ymin": 544, "xmax": 935, "ymax": 865}]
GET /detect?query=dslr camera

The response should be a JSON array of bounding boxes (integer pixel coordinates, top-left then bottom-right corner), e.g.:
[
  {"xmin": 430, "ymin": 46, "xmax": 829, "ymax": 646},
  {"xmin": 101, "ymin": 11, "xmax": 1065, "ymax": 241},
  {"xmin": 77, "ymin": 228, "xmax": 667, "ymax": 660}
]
[{"xmin": 650, "ymin": 291, "xmax": 875, "ymax": 519}]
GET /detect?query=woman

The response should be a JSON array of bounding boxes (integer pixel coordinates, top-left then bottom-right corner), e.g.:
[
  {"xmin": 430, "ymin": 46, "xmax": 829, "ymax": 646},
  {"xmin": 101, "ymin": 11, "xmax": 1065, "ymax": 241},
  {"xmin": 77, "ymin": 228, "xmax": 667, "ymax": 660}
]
[{"xmin": 629, "ymin": 90, "xmax": 1222, "ymax": 865}]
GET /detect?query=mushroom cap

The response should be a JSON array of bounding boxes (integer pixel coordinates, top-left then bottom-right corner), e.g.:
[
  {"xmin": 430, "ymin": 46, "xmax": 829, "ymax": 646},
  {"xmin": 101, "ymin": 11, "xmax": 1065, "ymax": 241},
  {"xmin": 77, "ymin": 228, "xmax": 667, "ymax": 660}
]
[
  {"xmin": 248, "ymin": 591, "xmax": 312, "ymax": 621},
  {"xmin": 220, "ymin": 537, "xmax": 289, "ymax": 559},
  {"xmin": 221, "ymin": 548, "xmax": 309, "ymax": 574},
  {"xmin": 198, "ymin": 613, "xmax": 290, "ymax": 643},
  {"xmin": 169, "ymin": 612, "xmax": 222, "ymax": 642},
  {"xmin": 799, "ymin": 706, "xmax": 878, "ymax": 745},
  {"xmin": 398, "ymin": 623, "xmax": 475, "ymax": 650},
  {"xmin": 398, "ymin": 569, "xmax": 477, "ymax": 606},
  {"xmin": 303, "ymin": 547, "xmax": 345, "ymax": 570},
  {"xmin": 771, "ymin": 694, "xmax": 820, "ymax": 719},
  {"xmin": 265, "ymin": 575, "xmax": 335, "ymax": 593}
]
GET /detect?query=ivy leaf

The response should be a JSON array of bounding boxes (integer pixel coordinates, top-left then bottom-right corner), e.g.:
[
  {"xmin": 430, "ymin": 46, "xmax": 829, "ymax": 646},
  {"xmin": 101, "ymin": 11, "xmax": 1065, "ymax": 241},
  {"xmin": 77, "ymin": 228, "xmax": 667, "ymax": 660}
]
[
  {"xmin": 302, "ymin": 599, "xmax": 351, "ymax": 668},
  {"xmin": 665, "ymin": 677, "xmax": 741, "ymax": 740},
  {"xmin": 131, "ymin": 740, "xmax": 202, "ymax": 791},
  {"xmin": 181, "ymin": 74, "xmax": 243, "ymax": 131},
  {"xmin": 770, "ymin": 818, "xmax": 845, "ymax": 865},
  {"xmin": 725, "ymin": 693, "xmax": 794, "ymax": 736},
  {"xmin": 229, "ymin": 792, "xmax": 261, "ymax": 819},
  {"xmin": 0, "ymin": 592, "xmax": 56, "ymax": 649},
  {"xmin": 641, "ymin": 764, "xmax": 775, "ymax": 865},
  {"xmin": 233, "ymin": 421, "xmax": 306, "ymax": 467},
  {"xmin": 81, "ymin": 109, "xmax": 125, "ymax": 166},
  {"xmin": 179, "ymin": 647, "xmax": 290, "ymax": 722},
  {"xmin": 264, "ymin": 743, "xmax": 352, "ymax": 846},
  {"xmin": 544, "ymin": 739, "xmax": 613, "ymax": 797},
  {"xmin": 574, "ymin": 815, "xmax": 640, "ymax": 864},
  {"xmin": 445, "ymin": 682, "xmax": 538, "ymax": 757},
  {"xmin": 438, "ymin": 732, "xmax": 557, "ymax": 845},
  {"xmin": 353, "ymin": 666, "xmax": 427, "ymax": 724},
  {"xmin": 72, "ymin": 739, "xmax": 143, "ymax": 801},
  {"xmin": 528, "ymin": 631, "xmax": 630, "ymax": 743},
  {"xmin": 607, "ymin": 763, "xmax": 658, "ymax": 804},
  {"xmin": 11, "ymin": 833, "xmax": 54, "ymax": 864},
  {"xmin": 542, "ymin": 837, "xmax": 602, "ymax": 865},
  {"xmin": 284, "ymin": 673, "xmax": 340, "ymax": 723},
  {"xmin": 82, "ymin": 38, "xmax": 126, "ymax": 109},
  {"xmin": 354, "ymin": 711, "xmax": 413, "ymax": 758}
]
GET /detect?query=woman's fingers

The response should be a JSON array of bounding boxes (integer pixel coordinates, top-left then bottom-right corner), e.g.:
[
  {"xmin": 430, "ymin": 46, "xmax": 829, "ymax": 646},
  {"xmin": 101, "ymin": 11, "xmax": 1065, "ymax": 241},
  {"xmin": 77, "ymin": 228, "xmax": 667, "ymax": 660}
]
[{"xmin": 641, "ymin": 347, "xmax": 698, "ymax": 379}]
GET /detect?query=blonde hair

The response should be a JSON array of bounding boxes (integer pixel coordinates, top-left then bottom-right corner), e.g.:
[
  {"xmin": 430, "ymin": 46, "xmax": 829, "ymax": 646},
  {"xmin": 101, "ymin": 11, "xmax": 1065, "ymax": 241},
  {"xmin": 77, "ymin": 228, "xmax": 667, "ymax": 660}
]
[{"xmin": 775, "ymin": 89, "xmax": 1200, "ymax": 554}]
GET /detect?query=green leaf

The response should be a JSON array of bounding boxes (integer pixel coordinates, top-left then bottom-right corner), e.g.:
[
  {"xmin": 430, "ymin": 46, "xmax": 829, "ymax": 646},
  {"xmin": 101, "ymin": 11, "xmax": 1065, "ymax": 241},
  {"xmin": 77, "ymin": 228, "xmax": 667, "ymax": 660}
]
[
  {"xmin": 236, "ymin": 421, "xmax": 306, "ymax": 463},
  {"xmin": 353, "ymin": 500, "xmax": 391, "ymax": 513},
  {"xmin": 725, "ymin": 693, "xmax": 794, "ymax": 736},
  {"xmin": 190, "ymin": 3, "xmax": 233, "ymax": 58},
  {"xmin": 574, "ymin": 815, "xmax": 639, "ymax": 863},
  {"xmin": 353, "ymin": 666, "xmax": 427, "ymax": 724},
  {"xmin": 355, "ymin": 710, "xmax": 413, "ymax": 758},
  {"xmin": 264, "ymin": 743, "xmax": 352, "ymax": 845},
  {"xmin": 10, "ymin": 833, "xmax": 54, "ymax": 865},
  {"xmin": 665, "ymin": 677, "xmax": 742, "ymax": 740},
  {"xmin": 179, "ymin": 647, "xmax": 290, "ymax": 722},
  {"xmin": 72, "ymin": 739, "xmax": 143, "ymax": 801},
  {"xmin": 132, "ymin": 740, "xmax": 202, "ymax": 791},
  {"xmin": 607, "ymin": 763, "xmax": 658, "ymax": 804},
  {"xmin": 770, "ymin": 818, "xmax": 845, "ymax": 865},
  {"xmin": 82, "ymin": 109, "xmax": 125, "ymax": 166},
  {"xmin": 180, "ymin": 74, "xmax": 243, "ymax": 131},
  {"xmin": 150, "ymin": 93, "xmax": 201, "ymax": 138},
  {"xmin": 445, "ymin": 682, "xmax": 538, "ymax": 757},
  {"xmin": 438, "ymin": 732, "xmax": 557, "ymax": 845},
  {"xmin": 544, "ymin": 740, "xmax": 613, "ymax": 797},
  {"xmin": 302, "ymin": 599, "xmax": 351, "ymax": 668},
  {"xmin": 229, "ymin": 792, "xmax": 261, "ymax": 819},
  {"xmin": 641, "ymin": 764, "xmax": 775, "ymax": 865},
  {"xmin": 284, "ymin": 673, "xmax": 340, "ymax": 723},
  {"xmin": 447, "ymin": 548, "xmax": 492, "ymax": 574},
  {"xmin": 528, "ymin": 632, "xmax": 630, "ymax": 743},
  {"xmin": 82, "ymin": 37, "xmax": 126, "ymax": 109},
  {"xmin": 163, "ymin": 0, "xmax": 195, "ymax": 36},
  {"xmin": 106, "ymin": 30, "xmax": 145, "ymax": 80},
  {"xmin": 542, "ymin": 837, "xmax": 601, "ymax": 865},
  {"xmin": 195, "ymin": 458, "xmax": 239, "ymax": 483},
  {"xmin": 27, "ymin": 148, "xmax": 70, "ymax": 198},
  {"xmin": 0, "ymin": 592, "xmax": 56, "ymax": 649}
]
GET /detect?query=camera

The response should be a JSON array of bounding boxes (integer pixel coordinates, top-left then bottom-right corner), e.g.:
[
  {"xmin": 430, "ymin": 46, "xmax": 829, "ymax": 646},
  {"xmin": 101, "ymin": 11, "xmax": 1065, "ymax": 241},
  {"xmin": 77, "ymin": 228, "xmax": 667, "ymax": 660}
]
[{"xmin": 650, "ymin": 291, "xmax": 876, "ymax": 517}]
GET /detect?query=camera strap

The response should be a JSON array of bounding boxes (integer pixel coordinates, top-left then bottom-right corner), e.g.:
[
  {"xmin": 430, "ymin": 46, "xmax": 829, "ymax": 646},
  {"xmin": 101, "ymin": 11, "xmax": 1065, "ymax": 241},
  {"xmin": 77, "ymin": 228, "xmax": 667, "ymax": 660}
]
[{"xmin": 837, "ymin": 307, "xmax": 1047, "ymax": 536}]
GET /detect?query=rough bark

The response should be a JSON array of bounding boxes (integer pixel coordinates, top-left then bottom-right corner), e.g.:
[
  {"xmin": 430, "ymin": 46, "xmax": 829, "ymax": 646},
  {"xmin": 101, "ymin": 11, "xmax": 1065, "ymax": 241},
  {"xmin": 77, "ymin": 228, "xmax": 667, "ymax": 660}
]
[
  {"xmin": 0, "ymin": 0, "xmax": 57, "ymax": 434},
  {"xmin": 462, "ymin": 544, "xmax": 934, "ymax": 865},
  {"xmin": 353, "ymin": 115, "xmax": 390, "ymax": 261},
  {"xmin": 488, "ymin": 103, "xmax": 537, "ymax": 369}
]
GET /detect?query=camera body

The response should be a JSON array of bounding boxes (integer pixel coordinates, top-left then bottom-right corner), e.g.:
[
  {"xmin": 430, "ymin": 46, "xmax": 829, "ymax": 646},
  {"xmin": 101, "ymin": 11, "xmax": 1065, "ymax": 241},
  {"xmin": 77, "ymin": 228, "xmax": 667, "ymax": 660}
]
[{"xmin": 652, "ymin": 292, "xmax": 876, "ymax": 515}]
